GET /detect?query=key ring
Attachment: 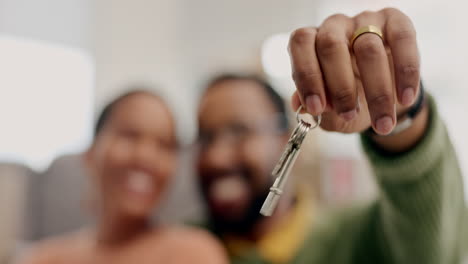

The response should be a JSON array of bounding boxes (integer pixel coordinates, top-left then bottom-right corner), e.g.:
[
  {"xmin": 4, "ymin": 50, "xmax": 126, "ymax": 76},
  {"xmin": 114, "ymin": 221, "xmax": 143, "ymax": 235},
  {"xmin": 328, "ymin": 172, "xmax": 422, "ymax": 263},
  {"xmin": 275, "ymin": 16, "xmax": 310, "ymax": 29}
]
[{"xmin": 296, "ymin": 105, "xmax": 322, "ymax": 129}]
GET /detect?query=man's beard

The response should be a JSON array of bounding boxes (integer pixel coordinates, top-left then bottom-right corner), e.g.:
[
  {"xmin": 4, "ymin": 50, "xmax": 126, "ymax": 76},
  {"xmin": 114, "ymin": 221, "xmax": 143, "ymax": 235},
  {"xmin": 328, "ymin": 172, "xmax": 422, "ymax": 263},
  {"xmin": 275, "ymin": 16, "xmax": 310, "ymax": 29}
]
[{"xmin": 207, "ymin": 181, "xmax": 271, "ymax": 236}]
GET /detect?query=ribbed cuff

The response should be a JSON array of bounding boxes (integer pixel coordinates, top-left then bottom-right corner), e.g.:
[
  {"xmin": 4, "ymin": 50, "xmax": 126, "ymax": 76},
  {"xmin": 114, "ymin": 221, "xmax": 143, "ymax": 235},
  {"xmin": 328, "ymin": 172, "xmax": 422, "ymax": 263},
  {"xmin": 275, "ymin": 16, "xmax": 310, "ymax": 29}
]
[{"xmin": 360, "ymin": 95, "xmax": 446, "ymax": 183}]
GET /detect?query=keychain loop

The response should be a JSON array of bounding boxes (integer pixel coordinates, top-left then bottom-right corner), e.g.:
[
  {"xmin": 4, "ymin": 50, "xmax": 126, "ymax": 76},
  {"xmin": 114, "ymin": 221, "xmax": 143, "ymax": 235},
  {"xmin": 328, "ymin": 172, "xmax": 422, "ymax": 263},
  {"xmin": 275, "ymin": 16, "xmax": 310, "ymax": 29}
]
[{"xmin": 296, "ymin": 105, "xmax": 322, "ymax": 129}]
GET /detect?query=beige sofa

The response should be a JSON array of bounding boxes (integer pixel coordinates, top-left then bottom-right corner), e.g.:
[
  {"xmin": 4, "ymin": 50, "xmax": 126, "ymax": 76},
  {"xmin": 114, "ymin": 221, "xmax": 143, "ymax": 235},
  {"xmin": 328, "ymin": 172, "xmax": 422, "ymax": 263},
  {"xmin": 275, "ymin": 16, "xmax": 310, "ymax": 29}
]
[{"xmin": 0, "ymin": 163, "xmax": 32, "ymax": 263}]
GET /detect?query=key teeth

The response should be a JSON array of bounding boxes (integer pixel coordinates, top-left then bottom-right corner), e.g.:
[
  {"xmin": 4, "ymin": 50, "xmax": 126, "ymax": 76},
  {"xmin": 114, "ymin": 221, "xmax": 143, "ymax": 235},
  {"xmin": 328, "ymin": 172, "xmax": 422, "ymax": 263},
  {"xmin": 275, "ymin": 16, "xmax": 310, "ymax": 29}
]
[{"xmin": 260, "ymin": 191, "xmax": 281, "ymax": 216}]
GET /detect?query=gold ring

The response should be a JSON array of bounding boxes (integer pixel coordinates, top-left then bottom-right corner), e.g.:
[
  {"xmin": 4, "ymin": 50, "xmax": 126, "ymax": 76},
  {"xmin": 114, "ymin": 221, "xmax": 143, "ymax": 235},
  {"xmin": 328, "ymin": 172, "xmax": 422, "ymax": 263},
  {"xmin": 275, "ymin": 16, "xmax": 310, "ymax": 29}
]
[{"xmin": 351, "ymin": 25, "xmax": 383, "ymax": 47}]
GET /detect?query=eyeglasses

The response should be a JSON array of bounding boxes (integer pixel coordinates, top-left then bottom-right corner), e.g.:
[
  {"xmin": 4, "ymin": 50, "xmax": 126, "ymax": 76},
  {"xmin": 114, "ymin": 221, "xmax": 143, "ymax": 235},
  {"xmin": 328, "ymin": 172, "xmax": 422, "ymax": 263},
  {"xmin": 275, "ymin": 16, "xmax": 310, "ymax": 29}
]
[{"xmin": 196, "ymin": 115, "xmax": 288, "ymax": 149}]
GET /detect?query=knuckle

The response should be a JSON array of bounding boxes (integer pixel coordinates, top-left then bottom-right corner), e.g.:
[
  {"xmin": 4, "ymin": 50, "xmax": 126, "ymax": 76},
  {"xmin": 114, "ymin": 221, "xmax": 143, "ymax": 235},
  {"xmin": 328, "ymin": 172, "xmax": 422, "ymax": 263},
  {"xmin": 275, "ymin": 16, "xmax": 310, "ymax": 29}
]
[
  {"xmin": 332, "ymin": 89, "xmax": 355, "ymax": 107},
  {"xmin": 398, "ymin": 63, "xmax": 420, "ymax": 80},
  {"xmin": 381, "ymin": 7, "xmax": 402, "ymax": 16},
  {"xmin": 389, "ymin": 28, "xmax": 416, "ymax": 42},
  {"xmin": 318, "ymin": 121, "xmax": 333, "ymax": 132},
  {"xmin": 292, "ymin": 70, "xmax": 322, "ymax": 86},
  {"xmin": 368, "ymin": 93, "xmax": 393, "ymax": 107},
  {"xmin": 317, "ymin": 114, "xmax": 335, "ymax": 132},
  {"xmin": 353, "ymin": 35, "xmax": 384, "ymax": 58},
  {"xmin": 290, "ymin": 27, "xmax": 317, "ymax": 46},
  {"xmin": 325, "ymin": 13, "xmax": 349, "ymax": 22},
  {"xmin": 316, "ymin": 31, "xmax": 346, "ymax": 56},
  {"xmin": 355, "ymin": 10, "xmax": 375, "ymax": 20},
  {"xmin": 320, "ymin": 116, "xmax": 350, "ymax": 133},
  {"xmin": 320, "ymin": 121, "xmax": 336, "ymax": 132}
]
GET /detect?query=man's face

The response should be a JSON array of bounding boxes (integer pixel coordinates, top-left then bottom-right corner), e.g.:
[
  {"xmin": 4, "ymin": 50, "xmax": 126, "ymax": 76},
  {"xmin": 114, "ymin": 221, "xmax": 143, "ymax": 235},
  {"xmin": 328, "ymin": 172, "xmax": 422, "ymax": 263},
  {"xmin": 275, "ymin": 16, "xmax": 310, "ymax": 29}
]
[{"xmin": 196, "ymin": 80, "xmax": 288, "ymax": 233}]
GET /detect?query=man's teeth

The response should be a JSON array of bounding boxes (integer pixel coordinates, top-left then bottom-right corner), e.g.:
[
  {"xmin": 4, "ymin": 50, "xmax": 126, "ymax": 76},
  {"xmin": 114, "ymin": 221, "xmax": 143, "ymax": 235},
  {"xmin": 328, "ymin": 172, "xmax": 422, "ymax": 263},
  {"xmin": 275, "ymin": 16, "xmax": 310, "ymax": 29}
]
[
  {"xmin": 211, "ymin": 177, "xmax": 247, "ymax": 202},
  {"xmin": 126, "ymin": 171, "xmax": 154, "ymax": 194}
]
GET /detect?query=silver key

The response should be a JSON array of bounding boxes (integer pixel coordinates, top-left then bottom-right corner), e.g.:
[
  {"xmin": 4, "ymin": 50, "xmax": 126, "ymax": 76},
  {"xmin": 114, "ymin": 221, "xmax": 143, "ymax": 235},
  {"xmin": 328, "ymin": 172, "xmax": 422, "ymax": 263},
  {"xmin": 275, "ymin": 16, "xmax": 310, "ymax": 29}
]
[{"xmin": 260, "ymin": 106, "xmax": 321, "ymax": 216}]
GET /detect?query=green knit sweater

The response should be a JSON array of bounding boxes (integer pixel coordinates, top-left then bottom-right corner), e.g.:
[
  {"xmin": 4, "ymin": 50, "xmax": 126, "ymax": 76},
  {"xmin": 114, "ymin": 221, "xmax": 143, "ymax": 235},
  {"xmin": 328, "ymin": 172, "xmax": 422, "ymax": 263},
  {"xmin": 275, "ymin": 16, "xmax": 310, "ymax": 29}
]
[{"xmin": 229, "ymin": 97, "xmax": 467, "ymax": 264}]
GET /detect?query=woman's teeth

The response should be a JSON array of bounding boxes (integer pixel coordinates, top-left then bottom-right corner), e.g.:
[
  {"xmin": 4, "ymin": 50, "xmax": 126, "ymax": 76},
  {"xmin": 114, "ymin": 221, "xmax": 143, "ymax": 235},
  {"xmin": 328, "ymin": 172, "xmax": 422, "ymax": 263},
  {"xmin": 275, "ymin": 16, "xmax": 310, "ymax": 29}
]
[{"xmin": 126, "ymin": 170, "xmax": 154, "ymax": 194}]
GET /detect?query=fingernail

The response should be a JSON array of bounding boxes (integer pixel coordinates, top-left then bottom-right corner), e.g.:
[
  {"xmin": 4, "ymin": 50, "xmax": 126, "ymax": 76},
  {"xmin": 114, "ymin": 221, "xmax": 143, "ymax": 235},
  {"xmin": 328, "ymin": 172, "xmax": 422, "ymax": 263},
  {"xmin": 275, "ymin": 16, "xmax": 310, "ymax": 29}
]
[
  {"xmin": 340, "ymin": 109, "xmax": 357, "ymax": 121},
  {"xmin": 306, "ymin": 95, "xmax": 323, "ymax": 114},
  {"xmin": 401, "ymin": 88, "xmax": 415, "ymax": 106},
  {"xmin": 375, "ymin": 115, "xmax": 394, "ymax": 135}
]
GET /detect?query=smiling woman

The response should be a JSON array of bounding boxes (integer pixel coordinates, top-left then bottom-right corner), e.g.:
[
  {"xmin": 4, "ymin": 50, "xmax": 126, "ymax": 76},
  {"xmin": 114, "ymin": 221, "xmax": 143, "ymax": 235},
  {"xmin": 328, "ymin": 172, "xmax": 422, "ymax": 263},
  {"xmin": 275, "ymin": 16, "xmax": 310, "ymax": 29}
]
[{"xmin": 18, "ymin": 90, "xmax": 228, "ymax": 264}]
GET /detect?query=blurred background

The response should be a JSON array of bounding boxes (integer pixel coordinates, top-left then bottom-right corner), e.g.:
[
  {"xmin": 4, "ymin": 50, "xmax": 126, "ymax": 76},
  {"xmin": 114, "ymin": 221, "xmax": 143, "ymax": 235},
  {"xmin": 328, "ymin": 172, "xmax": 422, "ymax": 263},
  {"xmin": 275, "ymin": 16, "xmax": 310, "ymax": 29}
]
[{"xmin": 0, "ymin": 0, "xmax": 467, "ymax": 262}]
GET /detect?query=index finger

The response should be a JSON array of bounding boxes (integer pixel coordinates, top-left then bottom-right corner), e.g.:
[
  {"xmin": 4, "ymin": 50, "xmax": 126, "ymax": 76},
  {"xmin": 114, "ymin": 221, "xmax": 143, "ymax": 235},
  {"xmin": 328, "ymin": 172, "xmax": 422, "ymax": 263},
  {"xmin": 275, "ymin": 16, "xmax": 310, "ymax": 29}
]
[{"xmin": 289, "ymin": 27, "xmax": 327, "ymax": 116}]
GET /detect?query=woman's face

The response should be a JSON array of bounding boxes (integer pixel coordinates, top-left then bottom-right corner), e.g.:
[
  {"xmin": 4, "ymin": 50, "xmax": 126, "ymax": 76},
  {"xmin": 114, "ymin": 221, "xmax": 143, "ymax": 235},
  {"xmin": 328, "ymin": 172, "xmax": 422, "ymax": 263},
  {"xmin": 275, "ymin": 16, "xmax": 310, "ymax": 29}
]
[{"xmin": 87, "ymin": 93, "xmax": 177, "ymax": 219}]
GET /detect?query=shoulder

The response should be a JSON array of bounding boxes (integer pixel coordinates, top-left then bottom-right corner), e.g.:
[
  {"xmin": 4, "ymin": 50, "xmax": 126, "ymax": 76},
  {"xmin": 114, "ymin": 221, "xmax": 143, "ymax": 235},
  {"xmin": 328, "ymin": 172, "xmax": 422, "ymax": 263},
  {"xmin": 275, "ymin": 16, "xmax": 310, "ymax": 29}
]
[
  {"xmin": 17, "ymin": 231, "xmax": 92, "ymax": 264},
  {"xmin": 154, "ymin": 225, "xmax": 228, "ymax": 264}
]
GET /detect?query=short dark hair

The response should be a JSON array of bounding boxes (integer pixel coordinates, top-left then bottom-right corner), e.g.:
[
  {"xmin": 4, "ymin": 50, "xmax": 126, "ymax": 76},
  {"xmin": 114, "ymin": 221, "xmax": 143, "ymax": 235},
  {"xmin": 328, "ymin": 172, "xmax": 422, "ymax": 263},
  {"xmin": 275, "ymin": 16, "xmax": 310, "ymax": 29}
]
[
  {"xmin": 94, "ymin": 89, "xmax": 158, "ymax": 138},
  {"xmin": 204, "ymin": 73, "xmax": 289, "ymax": 132}
]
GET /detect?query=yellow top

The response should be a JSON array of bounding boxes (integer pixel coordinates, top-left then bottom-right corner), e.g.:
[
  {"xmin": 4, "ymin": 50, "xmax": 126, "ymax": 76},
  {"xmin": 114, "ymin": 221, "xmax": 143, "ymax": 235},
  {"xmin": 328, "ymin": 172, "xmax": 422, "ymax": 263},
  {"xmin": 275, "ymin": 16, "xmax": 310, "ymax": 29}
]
[{"xmin": 224, "ymin": 195, "xmax": 313, "ymax": 264}]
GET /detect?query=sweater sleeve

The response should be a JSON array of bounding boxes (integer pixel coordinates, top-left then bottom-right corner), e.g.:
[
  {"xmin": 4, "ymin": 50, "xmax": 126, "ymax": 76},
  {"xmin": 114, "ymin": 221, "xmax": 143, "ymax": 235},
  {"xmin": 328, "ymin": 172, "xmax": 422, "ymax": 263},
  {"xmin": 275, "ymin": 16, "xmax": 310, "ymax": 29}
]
[{"xmin": 360, "ymin": 95, "xmax": 465, "ymax": 264}]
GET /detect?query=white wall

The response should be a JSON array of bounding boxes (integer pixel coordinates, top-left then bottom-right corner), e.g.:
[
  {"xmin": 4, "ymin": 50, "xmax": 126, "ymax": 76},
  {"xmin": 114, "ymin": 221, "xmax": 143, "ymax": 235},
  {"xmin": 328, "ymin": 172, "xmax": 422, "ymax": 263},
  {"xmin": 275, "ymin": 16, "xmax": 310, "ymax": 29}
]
[
  {"xmin": 92, "ymin": 0, "xmax": 187, "ymax": 133},
  {"xmin": 0, "ymin": 0, "xmax": 94, "ymax": 170},
  {"xmin": 0, "ymin": 0, "xmax": 92, "ymax": 49}
]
